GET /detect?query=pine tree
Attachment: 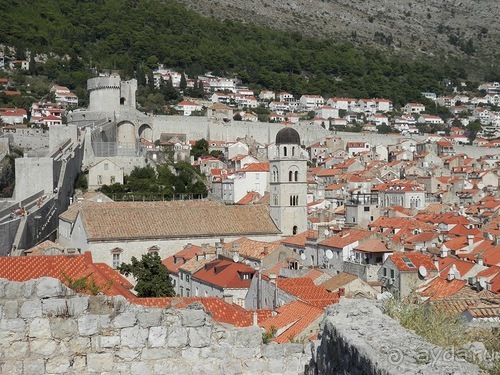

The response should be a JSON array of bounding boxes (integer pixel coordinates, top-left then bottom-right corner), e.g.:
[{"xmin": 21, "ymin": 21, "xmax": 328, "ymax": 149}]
[
  {"xmin": 118, "ymin": 253, "xmax": 175, "ymax": 297},
  {"xmin": 179, "ymin": 72, "xmax": 187, "ymax": 91}
]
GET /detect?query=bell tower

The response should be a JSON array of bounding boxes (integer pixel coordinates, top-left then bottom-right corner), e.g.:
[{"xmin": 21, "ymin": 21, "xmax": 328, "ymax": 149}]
[{"xmin": 269, "ymin": 127, "xmax": 307, "ymax": 236}]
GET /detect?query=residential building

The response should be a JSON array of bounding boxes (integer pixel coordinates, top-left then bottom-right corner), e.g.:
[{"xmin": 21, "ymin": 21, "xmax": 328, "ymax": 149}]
[
  {"xmin": 299, "ymin": 95, "xmax": 324, "ymax": 111},
  {"xmin": 189, "ymin": 258, "xmax": 256, "ymax": 306},
  {"xmin": 233, "ymin": 162, "xmax": 270, "ymax": 203},
  {"xmin": 0, "ymin": 108, "xmax": 27, "ymax": 124},
  {"xmin": 404, "ymin": 103, "xmax": 426, "ymax": 114},
  {"xmin": 380, "ymin": 252, "xmax": 438, "ymax": 298},
  {"xmin": 175, "ymin": 100, "xmax": 203, "ymax": 116}
]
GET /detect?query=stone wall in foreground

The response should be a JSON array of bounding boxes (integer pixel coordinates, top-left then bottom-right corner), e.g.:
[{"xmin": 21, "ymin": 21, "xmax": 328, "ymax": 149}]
[
  {"xmin": 0, "ymin": 278, "xmax": 311, "ymax": 375},
  {"xmin": 306, "ymin": 299, "xmax": 480, "ymax": 375}
]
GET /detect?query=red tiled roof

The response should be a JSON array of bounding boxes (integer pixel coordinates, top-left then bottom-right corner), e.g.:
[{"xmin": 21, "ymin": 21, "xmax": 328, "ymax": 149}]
[
  {"xmin": 0, "ymin": 252, "xmax": 134, "ymax": 297},
  {"xmin": 162, "ymin": 244, "xmax": 205, "ymax": 274},
  {"xmin": 277, "ymin": 277, "xmax": 339, "ymax": 308},
  {"xmin": 260, "ymin": 300, "xmax": 324, "ymax": 343},
  {"xmin": 437, "ymin": 257, "xmax": 476, "ymax": 278},
  {"xmin": 236, "ymin": 162, "xmax": 270, "ymax": 173},
  {"xmin": 316, "ymin": 168, "xmax": 343, "ymax": 177},
  {"xmin": 318, "ymin": 230, "xmax": 372, "ymax": 249},
  {"xmin": 354, "ymin": 239, "xmax": 389, "ymax": 253},
  {"xmin": 419, "ymin": 277, "xmax": 467, "ymax": 299},
  {"xmin": 133, "ymin": 297, "xmax": 272, "ymax": 327},
  {"xmin": 193, "ymin": 259, "xmax": 255, "ymax": 289},
  {"xmin": 236, "ymin": 191, "xmax": 263, "ymax": 205},
  {"xmin": 281, "ymin": 230, "xmax": 317, "ymax": 247},
  {"xmin": 389, "ymin": 252, "xmax": 437, "ymax": 272},
  {"xmin": 224, "ymin": 237, "xmax": 282, "ymax": 260}
]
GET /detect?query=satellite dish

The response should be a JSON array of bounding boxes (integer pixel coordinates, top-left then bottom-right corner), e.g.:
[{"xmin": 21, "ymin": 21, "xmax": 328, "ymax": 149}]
[
  {"xmin": 479, "ymin": 279, "xmax": 486, "ymax": 289},
  {"xmin": 418, "ymin": 265, "xmax": 427, "ymax": 278},
  {"xmin": 232, "ymin": 254, "xmax": 240, "ymax": 263},
  {"xmin": 300, "ymin": 253, "xmax": 306, "ymax": 260},
  {"xmin": 325, "ymin": 250, "xmax": 334, "ymax": 260}
]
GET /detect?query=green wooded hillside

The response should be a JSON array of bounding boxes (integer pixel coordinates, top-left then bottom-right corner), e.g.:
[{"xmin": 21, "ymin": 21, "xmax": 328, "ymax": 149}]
[{"xmin": 0, "ymin": 0, "xmax": 495, "ymax": 105}]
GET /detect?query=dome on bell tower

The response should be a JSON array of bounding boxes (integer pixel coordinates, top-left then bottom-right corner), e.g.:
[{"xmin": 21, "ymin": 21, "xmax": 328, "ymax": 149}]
[{"xmin": 275, "ymin": 127, "xmax": 300, "ymax": 145}]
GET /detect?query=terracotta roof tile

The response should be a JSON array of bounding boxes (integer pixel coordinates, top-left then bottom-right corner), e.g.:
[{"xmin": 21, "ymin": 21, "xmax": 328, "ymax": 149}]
[
  {"xmin": 193, "ymin": 259, "xmax": 255, "ymax": 289},
  {"xmin": 389, "ymin": 252, "xmax": 437, "ymax": 272},
  {"xmin": 260, "ymin": 300, "xmax": 324, "ymax": 343},
  {"xmin": 418, "ymin": 277, "xmax": 467, "ymax": 299},
  {"xmin": 277, "ymin": 277, "xmax": 339, "ymax": 308},
  {"xmin": 0, "ymin": 252, "xmax": 134, "ymax": 297},
  {"xmin": 321, "ymin": 272, "xmax": 358, "ymax": 291},
  {"xmin": 354, "ymin": 239, "xmax": 389, "ymax": 253},
  {"xmin": 64, "ymin": 201, "xmax": 280, "ymax": 241},
  {"xmin": 318, "ymin": 230, "xmax": 372, "ymax": 249},
  {"xmin": 132, "ymin": 297, "xmax": 272, "ymax": 327},
  {"xmin": 224, "ymin": 237, "xmax": 283, "ymax": 260}
]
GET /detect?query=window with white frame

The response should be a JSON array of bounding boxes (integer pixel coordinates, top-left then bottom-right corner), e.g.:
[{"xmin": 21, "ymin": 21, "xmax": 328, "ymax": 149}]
[{"xmin": 110, "ymin": 247, "xmax": 123, "ymax": 269}]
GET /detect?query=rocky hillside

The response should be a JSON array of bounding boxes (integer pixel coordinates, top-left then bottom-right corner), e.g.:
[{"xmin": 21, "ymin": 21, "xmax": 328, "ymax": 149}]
[{"xmin": 176, "ymin": 0, "xmax": 500, "ymax": 77}]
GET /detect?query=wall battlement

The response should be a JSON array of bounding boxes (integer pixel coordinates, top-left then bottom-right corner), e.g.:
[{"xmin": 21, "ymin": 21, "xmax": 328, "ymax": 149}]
[
  {"xmin": 0, "ymin": 278, "xmax": 311, "ymax": 375},
  {"xmin": 87, "ymin": 76, "xmax": 121, "ymax": 91}
]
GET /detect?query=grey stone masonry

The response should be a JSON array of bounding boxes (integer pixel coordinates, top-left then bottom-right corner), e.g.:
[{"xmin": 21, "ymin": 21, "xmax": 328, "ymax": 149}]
[
  {"xmin": 306, "ymin": 298, "xmax": 481, "ymax": 375},
  {"xmin": 0, "ymin": 278, "xmax": 311, "ymax": 375}
]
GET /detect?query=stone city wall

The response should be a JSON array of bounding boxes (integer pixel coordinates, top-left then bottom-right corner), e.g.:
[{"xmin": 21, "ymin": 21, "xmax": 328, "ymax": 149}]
[
  {"xmin": 0, "ymin": 278, "xmax": 311, "ymax": 375},
  {"xmin": 0, "ymin": 219, "xmax": 19, "ymax": 256},
  {"xmin": 306, "ymin": 299, "xmax": 480, "ymax": 375}
]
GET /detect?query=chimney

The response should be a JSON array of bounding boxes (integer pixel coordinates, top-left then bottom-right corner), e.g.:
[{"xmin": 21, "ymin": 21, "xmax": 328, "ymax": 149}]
[
  {"xmin": 433, "ymin": 255, "xmax": 439, "ymax": 271},
  {"xmin": 232, "ymin": 242, "xmax": 239, "ymax": 251},
  {"xmin": 220, "ymin": 237, "xmax": 225, "ymax": 245},
  {"xmin": 338, "ymin": 287, "xmax": 346, "ymax": 297},
  {"xmin": 447, "ymin": 267, "xmax": 455, "ymax": 281},
  {"xmin": 215, "ymin": 242, "xmax": 222, "ymax": 258},
  {"xmin": 467, "ymin": 235, "xmax": 474, "ymax": 249},
  {"xmin": 440, "ymin": 246, "xmax": 448, "ymax": 258},
  {"xmin": 252, "ymin": 311, "xmax": 258, "ymax": 326},
  {"xmin": 263, "ymin": 246, "xmax": 269, "ymax": 255},
  {"xmin": 477, "ymin": 253, "xmax": 484, "ymax": 266},
  {"xmin": 495, "ymin": 235, "xmax": 500, "ymax": 247}
]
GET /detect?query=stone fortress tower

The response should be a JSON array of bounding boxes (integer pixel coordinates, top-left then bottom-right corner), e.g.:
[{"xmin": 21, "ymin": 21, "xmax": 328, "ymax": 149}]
[
  {"xmin": 87, "ymin": 73, "xmax": 137, "ymax": 113},
  {"xmin": 269, "ymin": 127, "xmax": 308, "ymax": 237}
]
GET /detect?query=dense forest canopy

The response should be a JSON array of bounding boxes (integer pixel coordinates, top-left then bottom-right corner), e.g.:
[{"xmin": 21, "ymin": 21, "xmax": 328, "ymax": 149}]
[{"xmin": 0, "ymin": 0, "xmax": 497, "ymax": 107}]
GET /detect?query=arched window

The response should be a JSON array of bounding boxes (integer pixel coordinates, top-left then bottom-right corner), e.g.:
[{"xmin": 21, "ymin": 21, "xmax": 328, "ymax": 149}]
[
  {"xmin": 290, "ymin": 196, "xmax": 293, "ymax": 206},
  {"xmin": 294, "ymin": 171, "xmax": 299, "ymax": 181},
  {"xmin": 289, "ymin": 171, "xmax": 293, "ymax": 181},
  {"xmin": 292, "ymin": 147, "xmax": 295, "ymax": 156},
  {"xmin": 148, "ymin": 245, "xmax": 160, "ymax": 255},
  {"xmin": 283, "ymin": 146, "xmax": 287, "ymax": 156},
  {"xmin": 293, "ymin": 225, "xmax": 298, "ymax": 235}
]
